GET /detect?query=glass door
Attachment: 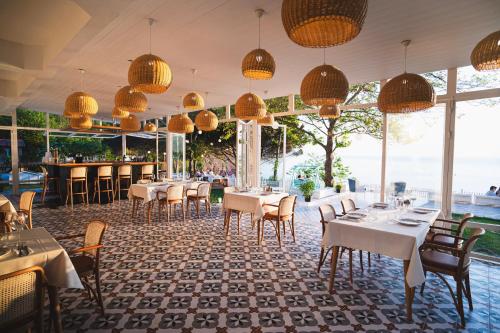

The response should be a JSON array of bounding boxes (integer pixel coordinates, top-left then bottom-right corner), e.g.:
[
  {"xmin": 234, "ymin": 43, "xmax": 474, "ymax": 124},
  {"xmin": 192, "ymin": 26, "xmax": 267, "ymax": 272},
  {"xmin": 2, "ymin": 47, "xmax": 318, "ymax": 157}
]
[
  {"xmin": 172, "ymin": 134, "xmax": 185, "ymax": 180},
  {"xmin": 260, "ymin": 124, "xmax": 287, "ymax": 191}
]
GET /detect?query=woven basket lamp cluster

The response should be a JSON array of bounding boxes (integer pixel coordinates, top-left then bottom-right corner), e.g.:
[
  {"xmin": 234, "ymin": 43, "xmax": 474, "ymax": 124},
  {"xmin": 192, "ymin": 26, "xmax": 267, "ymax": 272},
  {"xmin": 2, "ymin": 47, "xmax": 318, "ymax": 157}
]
[
  {"xmin": 143, "ymin": 122, "xmax": 157, "ymax": 132},
  {"xmin": 70, "ymin": 115, "xmax": 93, "ymax": 130},
  {"xmin": 242, "ymin": 48, "xmax": 276, "ymax": 80},
  {"xmin": 195, "ymin": 110, "xmax": 219, "ymax": 131},
  {"xmin": 115, "ymin": 85, "xmax": 148, "ymax": 113},
  {"xmin": 301, "ymin": 64, "xmax": 349, "ymax": 106},
  {"xmin": 128, "ymin": 54, "xmax": 172, "ymax": 94},
  {"xmin": 168, "ymin": 114, "xmax": 194, "ymax": 134},
  {"xmin": 183, "ymin": 92, "xmax": 204, "ymax": 110},
  {"xmin": 235, "ymin": 93, "xmax": 267, "ymax": 121},
  {"xmin": 281, "ymin": 0, "xmax": 368, "ymax": 48},
  {"xmin": 378, "ymin": 73, "xmax": 436, "ymax": 113},
  {"xmin": 120, "ymin": 114, "xmax": 141, "ymax": 131},
  {"xmin": 319, "ymin": 104, "xmax": 341, "ymax": 119},
  {"xmin": 111, "ymin": 106, "xmax": 129, "ymax": 119},
  {"xmin": 471, "ymin": 30, "xmax": 500, "ymax": 71},
  {"xmin": 257, "ymin": 112, "xmax": 274, "ymax": 126}
]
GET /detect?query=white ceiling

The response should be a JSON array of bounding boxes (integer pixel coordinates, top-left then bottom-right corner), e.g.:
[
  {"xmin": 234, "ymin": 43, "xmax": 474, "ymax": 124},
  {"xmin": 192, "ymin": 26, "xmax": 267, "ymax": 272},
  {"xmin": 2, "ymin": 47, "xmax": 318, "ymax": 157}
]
[{"xmin": 1, "ymin": 0, "xmax": 499, "ymax": 120}]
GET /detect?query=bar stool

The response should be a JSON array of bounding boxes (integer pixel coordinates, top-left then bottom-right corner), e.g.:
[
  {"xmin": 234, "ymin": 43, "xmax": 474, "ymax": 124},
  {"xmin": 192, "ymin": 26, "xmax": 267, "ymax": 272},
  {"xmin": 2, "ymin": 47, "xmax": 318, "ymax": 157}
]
[
  {"xmin": 140, "ymin": 164, "xmax": 154, "ymax": 180},
  {"xmin": 41, "ymin": 166, "xmax": 60, "ymax": 204},
  {"xmin": 66, "ymin": 167, "xmax": 88, "ymax": 208},
  {"xmin": 93, "ymin": 165, "xmax": 114, "ymax": 204},
  {"xmin": 158, "ymin": 162, "xmax": 168, "ymax": 179},
  {"xmin": 115, "ymin": 165, "xmax": 132, "ymax": 200}
]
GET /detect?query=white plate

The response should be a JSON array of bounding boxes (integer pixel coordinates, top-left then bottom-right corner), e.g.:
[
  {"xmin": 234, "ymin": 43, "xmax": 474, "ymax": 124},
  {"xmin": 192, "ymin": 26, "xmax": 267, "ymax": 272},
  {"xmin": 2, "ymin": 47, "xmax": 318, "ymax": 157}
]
[
  {"xmin": 372, "ymin": 203, "xmax": 388, "ymax": 209},
  {"xmin": 341, "ymin": 215, "xmax": 362, "ymax": 221},
  {"xmin": 396, "ymin": 219, "xmax": 420, "ymax": 226},
  {"xmin": 412, "ymin": 208, "xmax": 431, "ymax": 214},
  {"xmin": 348, "ymin": 212, "xmax": 367, "ymax": 218}
]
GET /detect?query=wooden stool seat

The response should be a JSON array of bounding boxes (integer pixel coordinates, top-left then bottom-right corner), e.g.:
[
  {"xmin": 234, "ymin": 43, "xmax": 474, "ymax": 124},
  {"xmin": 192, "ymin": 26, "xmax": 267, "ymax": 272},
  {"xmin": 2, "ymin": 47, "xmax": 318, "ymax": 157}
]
[
  {"xmin": 65, "ymin": 167, "xmax": 88, "ymax": 208},
  {"xmin": 93, "ymin": 166, "xmax": 114, "ymax": 204},
  {"xmin": 41, "ymin": 165, "xmax": 60, "ymax": 204}
]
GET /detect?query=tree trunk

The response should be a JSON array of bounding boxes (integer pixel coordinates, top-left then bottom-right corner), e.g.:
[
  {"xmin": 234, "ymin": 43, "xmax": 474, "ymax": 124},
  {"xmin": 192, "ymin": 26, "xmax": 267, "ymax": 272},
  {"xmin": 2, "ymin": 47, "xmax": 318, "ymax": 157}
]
[
  {"xmin": 272, "ymin": 130, "xmax": 282, "ymax": 181},
  {"xmin": 324, "ymin": 120, "xmax": 335, "ymax": 187}
]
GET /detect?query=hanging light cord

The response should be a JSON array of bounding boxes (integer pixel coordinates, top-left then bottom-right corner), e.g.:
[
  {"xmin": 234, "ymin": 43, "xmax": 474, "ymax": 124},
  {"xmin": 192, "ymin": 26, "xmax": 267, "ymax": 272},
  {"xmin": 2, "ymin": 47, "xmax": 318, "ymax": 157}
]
[
  {"xmin": 401, "ymin": 40, "xmax": 411, "ymax": 73},
  {"xmin": 148, "ymin": 18, "xmax": 154, "ymax": 54},
  {"xmin": 79, "ymin": 69, "xmax": 85, "ymax": 91},
  {"xmin": 323, "ymin": 48, "xmax": 326, "ymax": 65},
  {"xmin": 258, "ymin": 14, "xmax": 261, "ymax": 49}
]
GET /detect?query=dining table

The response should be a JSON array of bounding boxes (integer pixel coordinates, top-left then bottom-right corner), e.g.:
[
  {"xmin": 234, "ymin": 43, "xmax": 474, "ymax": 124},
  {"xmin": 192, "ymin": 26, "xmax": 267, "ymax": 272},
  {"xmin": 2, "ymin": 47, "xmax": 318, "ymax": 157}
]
[
  {"xmin": 322, "ymin": 205, "xmax": 440, "ymax": 321},
  {"xmin": 0, "ymin": 227, "xmax": 83, "ymax": 333},
  {"xmin": 223, "ymin": 190, "xmax": 289, "ymax": 243},
  {"xmin": 127, "ymin": 180, "xmax": 206, "ymax": 223},
  {"xmin": 0, "ymin": 194, "xmax": 17, "ymax": 226}
]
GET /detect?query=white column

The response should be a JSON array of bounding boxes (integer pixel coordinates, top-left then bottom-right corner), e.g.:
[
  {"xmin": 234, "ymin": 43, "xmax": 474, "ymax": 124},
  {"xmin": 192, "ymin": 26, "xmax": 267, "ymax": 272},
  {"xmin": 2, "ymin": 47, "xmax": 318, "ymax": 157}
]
[
  {"xmin": 235, "ymin": 121, "xmax": 241, "ymax": 187},
  {"xmin": 441, "ymin": 68, "xmax": 457, "ymax": 218},
  {"xmin": 11, "ymin": 109, "xmax": 19, "ymax": 194},
  {"xmin": 379, "ymin": 80, "xmax": 388, "ymax": 202},
  {"xmin": 155, "ymin": 118, "xmax": 159, "ymax": 178},
  {"xmin": 121, "ymin": 134, "xmax": 127, "ymax": 157},
  {"xmin": 165, "ymin": 116, "xmax": 173, "ymax": 178},
  {"xmin": 251, "ymin": 120, "xmax": 261, "ymax": 187},
  {"xmin": 288, "ymin": 94, "xmax": 295, "ymax": 112},
  {"xmin": 45, "ymin": 112, "xmax": 50, "ymax": 152},
  {"xmin": 282, "ymin": 125, "xmax": 287, "ymax": 191},
  {"xmin": 225, "ymin": 105, "xmax": 231, "ymax": 119},
  {"xmin": 182, "ymin": 134, "xmax": 186, "ymax": 180}
]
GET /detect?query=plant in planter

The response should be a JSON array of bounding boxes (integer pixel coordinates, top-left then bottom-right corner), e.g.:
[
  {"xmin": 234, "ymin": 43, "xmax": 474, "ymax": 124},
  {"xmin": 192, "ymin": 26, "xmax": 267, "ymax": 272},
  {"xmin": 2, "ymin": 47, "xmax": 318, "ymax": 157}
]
[
  {"xmin": 335, "ymin": 184, "xmax": 342, "ymax": 193},
  {"xmin": 299, "ymin": 180, "xmax": 315, "ymax": 202}
]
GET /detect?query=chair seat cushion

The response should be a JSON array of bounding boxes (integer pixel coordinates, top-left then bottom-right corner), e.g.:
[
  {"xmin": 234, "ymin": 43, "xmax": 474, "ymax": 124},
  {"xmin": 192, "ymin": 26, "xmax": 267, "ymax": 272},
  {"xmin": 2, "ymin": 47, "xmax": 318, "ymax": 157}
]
[
  {"xmin": 71, "ymin": 255, "xmax": 95, "ymax": 277},
  {"xmin": 187, "ymin": 195, "xmax": 207, "ymax": 199},
  {"xmin": 264, "ymin": 210, "xmax": 291, "ymax": 221},
  {"xmin": 421, "ymin": 250, "xmax": 459, "ymax": 271}
]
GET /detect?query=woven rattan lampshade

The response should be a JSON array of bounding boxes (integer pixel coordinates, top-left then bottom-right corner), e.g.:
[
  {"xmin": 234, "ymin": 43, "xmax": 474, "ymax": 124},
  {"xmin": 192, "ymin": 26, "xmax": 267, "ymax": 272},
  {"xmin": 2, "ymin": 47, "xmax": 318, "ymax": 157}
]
[
  {"xmin": 301, "ymin": 64, "xmax": 348, "ymax": 106},
  {"xmin": 319, "ymin": 104, "xmax": 341, "ymax": 119},
  {"xmin": 144, "ymin": 122, "xmax": 157, "ymax": 132},
  {"xmin": 195, "ymin": 110, "xmax": 219, "ymax": 131},
  {"xmin": 128, "ymin": 54, "xmax": 172, "ymax": 94},
  {"xmin": 120, "ymin": 114, "xmax": 141, "ymax": 132},
  {"xmin": 257, "ymin": 112, "xmax": 274, "ymax": 126},
  {"xmin": 168, "ymin": 114, "xmax": 194, "ymax": 134},
  {"xmin": 115, "ymin": 86, "xmax": 148, "ymax": 113},
  {"xmin": 242, "ymin": 48, "xmax": 276, "ymax": 80},
  {"xmin": 235, "ymin": 93, "xmax": 267, "ymax": 121},
  {"xmin": 63, "ymin": 108, "xmax": 79, "ymax": 119},
  {"xmin": 471, "ymin": 30, "xmax": 500, "ymax": 71},
  {"xmin": 183, "ymin": 92, "xmax": 204, "ymax": 110},
  {"xmin": 65, "ymin": 91, "xmax": 98, "ymax": 116},
  {"xmin": 378, "ymin": 73, "xmax": 436, "ymax": 113},
  {"xmin": 281, "ymin": 0, "xmax": 368, "ymax": 48},
  {"xmin": 70, "ymin": 115, "xmax": 93, "ymax": 130},
  {"xmin": 112, "ymin": 106, "xmax": 129, "ymax": 119}
]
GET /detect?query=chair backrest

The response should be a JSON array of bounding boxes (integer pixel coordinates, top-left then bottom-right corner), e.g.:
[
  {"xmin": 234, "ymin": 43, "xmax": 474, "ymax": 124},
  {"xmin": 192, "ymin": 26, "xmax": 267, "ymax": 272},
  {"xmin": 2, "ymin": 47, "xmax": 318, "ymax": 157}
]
[
  {"xmin": 341, "ymin": 199, "xmax": 356, "ymax": 214},
  {"xmin": 319, "ymin": 204, "xmax": 336, "ymax": 223},
  {"xmin": 84, "ymin": 220, "xmax": 108, "ymax": 257},
  {"xmin": 70, "ymin": 167, "xmax": 87, "ymax": 179},
  {"xmin": 197, "ymin": 183, "xmax": 211, "ymax": 197},
  {"xmin": 0, "ymin": 266, "xmax": 45, "ymax": 331},
  {"xmin": 19, "ymin": 191, "xmax": 36, "ymax": 213},
  {"xmin": 457, "ymin": 213, "xmax": 474, "ymax": 238},
  {"xmin": 142, "ymin": 164, "xmax": 154, "ymax": 175},
  {"xmin": 160, "ymin": 162, "xmax": 167, "ymax": 171},
  {"xmin": 118, "ymin": 165, "xmax": 131, "ymax": 176},
  {"xmin": 167, "ymin": 185, "xmax": 184, "ymax": 201},
  {"xmin": 460, "ymin": 227, "xmax": 485, "ymax": 268},
  {"xmin": 97, "ymin": 165, "xmax": 112, "ymax": 177},
  {"xmin": 278, "ymin": 195, "xmax": 297, "ymax": 218}
]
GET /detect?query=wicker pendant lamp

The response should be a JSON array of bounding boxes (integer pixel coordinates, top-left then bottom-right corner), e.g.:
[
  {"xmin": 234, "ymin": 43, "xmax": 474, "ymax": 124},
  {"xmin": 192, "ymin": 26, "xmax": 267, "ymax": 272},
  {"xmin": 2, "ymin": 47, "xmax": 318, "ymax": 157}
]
[
  {"xmin": 112, "ymin": 106, "xmax": 129, "ymax": 119},
  {"xmin": 194, "ymin": 92, "xmax": 218, "ymax": 131},
  {"xmin": 242, "ymin": 9, "xmax": 276, "ymax": 80},
  {"xmin": 115, "ymin": 85, "xmax": 147, "ymax": 113},
  {"xmin": 319, "ymin": 104, "xmax": 341, "ymax": 119},
  {"xmin": 378, "ymin": 40, "xmax": 436, "ymax": 113},
  {"xmin": 144, "ymin": 122, "xmax": 157, "ymax": 132},
  {"xmin": 65, "ymin": 69, "xmax": 98, "ymax": 116},
  {"xmin": 471, "ymin": 30, "xmax": 500, "ymax": 71},
  {"xmin": 301, "ymin": 51, "xmax": 349, "ymax": 106},
  {"xmin": 281, "ymin": 0, "xmax": 368, "ymax": 48},
  {"xmin": 168, "ymin": 113, "xmax": 194, "ymax": 134},
  {"xmin": 70, "ymin": 115, "xmax": 93, "ymax": 130},
  {"xmin": 235, "ymin": 92, "xmax": 267, "ymax": 121},
  {"xmin": 257, "ymin": 112, "xmax": 275, "ymax": 126},
  {"xmin": 183, "ymin": 69, "xmax": 204, "ymax": 110},
  {"xmin": 128, "ymin": 18, "xmax": 172, "ymax": 94},
  {"xmin": 63, "ymin": 108, "xmax": 79, "ymax": 119},
  {"xmin": 120, "ymin": 114, "xmax": 141, "ymax": 132}
]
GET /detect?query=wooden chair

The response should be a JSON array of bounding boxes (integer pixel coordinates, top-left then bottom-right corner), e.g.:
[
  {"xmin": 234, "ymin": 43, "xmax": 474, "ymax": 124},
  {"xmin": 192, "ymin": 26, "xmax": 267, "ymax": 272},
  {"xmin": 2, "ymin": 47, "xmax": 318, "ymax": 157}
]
[
  {"xmin": 92, "ymin": 165, "xmax": 114, "ymax": 204},
  {"xmin": 65, "ymin": 167, "xmax": 89, "ymax": 208},
  {"xmin": 56, "ymin": 220, "xmax": 108, "ymax": 315},
  {"xmin": 114, "ymin": 164, "xmax": 132, "ymax": 200},
  {"xmin": 317, "ymin": 204, "xmax": 337, "ymax": 272},
  {"xmin": 420, "ymin": 227, "xmax": 485, "ymax": 328},
  {"xmin": 158, "ymin": 161, "xmax": 168, "ymax": 179},
  {"xmin": 223, "ymin": 187, "xmax": 243, "ymax": 235},
  {"xmin": 140, "ymin": 164, "xmax": 154, "ymax": 180},
  {"xmin": 0, "ymin": 266, "xmax": 46, "ymax": 333},
  {"xmin": 425, "ymin": 213, "xmax": 474, "ymax": 250},
  {"xmin": 260, "ymin": 195, "xmax": 297, "ymax": 247},
  {"xmin": 341, "ymin": 198, "xmax": 373, "ymax": 269},
  {"xmin": 157, "ymin": 184, "xmax": 185, "ymax": 223},
  {"xmin": 186, "ymin": 183, "xmax": 211, "ymax": 218},
  {"xmin": 40, "ymin": 166, "xmax": 60, "ymax": 204},
  {"xmin": 17, "ymin": 191, "xmax": 36, "ymax": 229}
]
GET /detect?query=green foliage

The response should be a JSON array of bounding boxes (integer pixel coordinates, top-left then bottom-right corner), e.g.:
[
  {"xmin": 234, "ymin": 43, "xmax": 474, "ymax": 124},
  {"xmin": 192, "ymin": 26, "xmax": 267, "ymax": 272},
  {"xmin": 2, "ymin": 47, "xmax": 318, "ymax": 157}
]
[
  {"xmin": 299, "ymin": 179, "xmax": 315, "ymax": 198},
  {"xmin": 335, "ymin": 184, "xmax": 342, "ymax": 191}
]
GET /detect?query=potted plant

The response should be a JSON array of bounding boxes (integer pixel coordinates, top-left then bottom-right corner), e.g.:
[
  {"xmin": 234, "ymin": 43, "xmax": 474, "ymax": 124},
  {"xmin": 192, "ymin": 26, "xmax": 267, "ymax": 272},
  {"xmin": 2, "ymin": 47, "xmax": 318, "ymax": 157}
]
[
  {"xmin": 299, "ymin": 180, "xmax": 315, "ymax": 202},
  {"xmin": 335, "ymin": 184, "xmax": 342, "ymax": 193}
]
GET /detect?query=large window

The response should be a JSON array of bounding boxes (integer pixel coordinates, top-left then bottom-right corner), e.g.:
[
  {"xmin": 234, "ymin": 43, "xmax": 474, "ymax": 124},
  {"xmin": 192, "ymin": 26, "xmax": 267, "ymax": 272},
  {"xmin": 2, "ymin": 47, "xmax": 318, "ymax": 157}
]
[
  {"xmin": 385, "ymin": 105, "xmax": 446, "ymax": 208},
  {"xmin": 0, "ymin": 129, "xmax": 11, "ymax": 193},
  {"xmin": 17, "ymin": 129, "xmax": 45, "ymax": 192}
]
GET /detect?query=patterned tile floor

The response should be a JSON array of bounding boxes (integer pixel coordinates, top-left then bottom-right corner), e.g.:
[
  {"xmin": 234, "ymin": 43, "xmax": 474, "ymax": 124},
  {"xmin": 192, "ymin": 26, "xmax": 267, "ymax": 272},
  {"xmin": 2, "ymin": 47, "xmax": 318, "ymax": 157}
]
[{"xmin": 28, "ymin": 199, "xmax": 499, "ymax": 332}]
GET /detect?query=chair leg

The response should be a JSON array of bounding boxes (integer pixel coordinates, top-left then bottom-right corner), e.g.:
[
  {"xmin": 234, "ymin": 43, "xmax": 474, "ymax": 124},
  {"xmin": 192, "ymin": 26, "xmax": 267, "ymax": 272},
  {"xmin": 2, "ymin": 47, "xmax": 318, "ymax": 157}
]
[
  {"xmin": 237, "ymin": 211, "xmax": 240, "ymax": 235},
  {"xmin": 95, "ymin": 270, "xmax": 105, "ymax": 315},
  {"xmin": 348, "ymin": 250, "xmax": 353, "ymax": 284},
  {"xmin": 196, "ymin": 200, "xmax": 200, "ymax": 218},
  {"xmin": 464, "ymin": 273, "xmax": 473, "ymax": 310},
  {"xmin": 276, "ymin": 221, "xmax": 281, "ymax": 247},
  {"xmin": 85, "ymin": 179, "xmax": 89, "ymax": 205},
  {"xmin": 42, "ymin": 179, "xmax": 48, "ymax": 204},
  {"xmin": 359, "ymin": 250, "xmax": 364, "ymax": 271},
  {"xmin": 167, "ymin": 203, "xmax": 170, "ymax": 223},
  {"xmin": 456, "ymin": 277, "xmax": 465, "ymax": 328},
  {"xmin": 291, "ymin": 217, "xmax": 296, "ymax": 242},
  {"xmin": 318, "ymin": 247, "xmax": 325, "ymax": 273},
  {"xmin": 182, "ymin": 201, "xmax": 186, "ymax": 223},
  {"xmin": 158, "ymin": 202, "xmax": 162, "ymax": 223},
  {"xmin": 70, "ymin": 181, "xmax": 73, "ymax": 209},
  {"xmin": 420, "ymin": 270, "xmax": 427, "ymax": 295},
  {"xmin": 368, "ymin": 252, "xmax": 371, "ymax": 267}
]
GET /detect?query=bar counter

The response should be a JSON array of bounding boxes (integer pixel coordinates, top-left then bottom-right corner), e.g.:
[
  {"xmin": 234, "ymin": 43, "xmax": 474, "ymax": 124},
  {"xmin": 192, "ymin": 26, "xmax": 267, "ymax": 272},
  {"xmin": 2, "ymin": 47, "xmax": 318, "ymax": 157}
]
[{"xmin": 44, "ymin": 162, "xmax": 157, "ymax": 205}]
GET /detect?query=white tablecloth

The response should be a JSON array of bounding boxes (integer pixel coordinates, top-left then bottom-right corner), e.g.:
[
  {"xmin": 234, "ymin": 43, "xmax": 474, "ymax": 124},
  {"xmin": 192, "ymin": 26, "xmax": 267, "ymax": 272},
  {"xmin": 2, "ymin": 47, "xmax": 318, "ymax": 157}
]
[
  {"xmin": 0, "ymin": 194, "xmax": 17, "ymax": 223},
  {"xmin": 322, "ymin": 207, "xmax": 440, "ymax": 287},
  {"xmin": 223, "ymin": 192, "xmax": 289, "ymax": 220},
  {"xmin": 0, "ymin": 228, "xmax": 83, "ymax": 288},
  {"xmin": 128, "ymin": 181, "xmax": 206, "ymax": 202}
]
